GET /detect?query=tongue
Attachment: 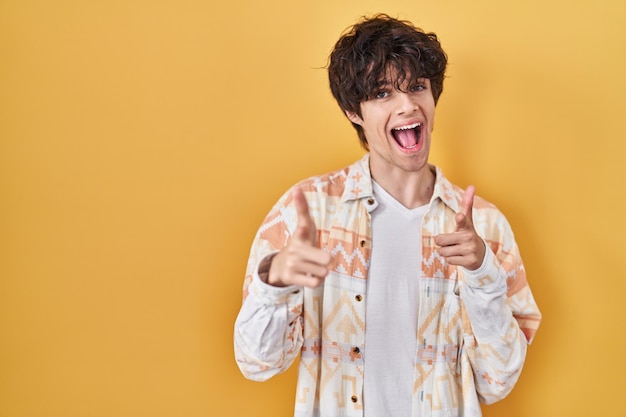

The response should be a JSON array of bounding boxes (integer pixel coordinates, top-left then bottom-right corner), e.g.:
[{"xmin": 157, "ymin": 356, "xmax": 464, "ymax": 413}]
[{"xmin": 395, "ymin": 128, "xmax": 419, "ymax": 148}]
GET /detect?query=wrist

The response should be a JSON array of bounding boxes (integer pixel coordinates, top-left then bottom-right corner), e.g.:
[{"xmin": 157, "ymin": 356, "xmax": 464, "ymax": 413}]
[
  {"xmin": 259, "ymin": 253, "xmax": 287, "ymax": 287},
  {"xmin": 258, "ymin": 252, "xmax": 278, "ymax": 282},
  {"xmin": 267, "ymin": 264, "xmax": 288, "ymax": 287}
]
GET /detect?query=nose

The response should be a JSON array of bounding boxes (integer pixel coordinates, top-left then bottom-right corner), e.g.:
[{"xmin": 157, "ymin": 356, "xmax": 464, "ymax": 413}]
[{"xmin": 395, "ymin": 92, "xmax": 418, "ymax": 115}]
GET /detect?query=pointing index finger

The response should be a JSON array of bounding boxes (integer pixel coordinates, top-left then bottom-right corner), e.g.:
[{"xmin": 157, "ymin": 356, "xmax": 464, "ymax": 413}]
[
  {"xmin": 460, "ymin": 185, "xmax": 476, "ymax": 218},
  {"xmin": 292, "ymin": 187, "xmax": 316, "ymax": 243},
  {"xmin": 293, "ymin": 188, "xmax": 311, "ymax": 223}
]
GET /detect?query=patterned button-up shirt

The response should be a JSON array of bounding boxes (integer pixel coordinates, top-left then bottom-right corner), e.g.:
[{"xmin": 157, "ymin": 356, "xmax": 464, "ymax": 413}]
[{"xmin": 234, "ymin": 155, "xmax": 541, "ymax": 417}]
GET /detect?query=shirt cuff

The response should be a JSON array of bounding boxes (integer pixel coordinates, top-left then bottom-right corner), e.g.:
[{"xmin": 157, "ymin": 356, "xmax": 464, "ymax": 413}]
[{"xmin": 461, "ymin": 245, "xmax": 504, "ymax": 290}]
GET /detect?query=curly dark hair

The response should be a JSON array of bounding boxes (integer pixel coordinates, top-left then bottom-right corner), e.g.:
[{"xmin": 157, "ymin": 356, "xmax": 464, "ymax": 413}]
[{"xmin": 328, "ymin": 14, "xmax": 448, "ymax": 149}]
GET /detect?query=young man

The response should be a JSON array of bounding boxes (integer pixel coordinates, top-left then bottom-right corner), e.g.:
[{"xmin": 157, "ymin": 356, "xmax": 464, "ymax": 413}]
[{"xmin": 234, "ymin": 14, "xmax": 541, "ymax": 417}]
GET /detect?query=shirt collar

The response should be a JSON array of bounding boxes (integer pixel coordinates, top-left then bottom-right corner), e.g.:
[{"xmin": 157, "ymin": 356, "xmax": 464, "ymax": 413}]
[
  {"xmin": 342, "ymin": 154, "xmax": 374, "ymax": 202},
  {"xmin": 431, "ymin": 165, "xmax": 462, "ymax": 213},
  {"xmin": 342, "ymin": 154, "xmax": 462, "ymax": 213}
]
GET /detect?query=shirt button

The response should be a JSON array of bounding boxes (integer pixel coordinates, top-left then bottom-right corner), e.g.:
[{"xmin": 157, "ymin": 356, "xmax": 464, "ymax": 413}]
[
  {"xmin": 367, "ymin": 198, "xmax": 375, "ymax": 205},
  {"xmin": 355, "ymin": 294, "xmax": 363, "ymax": 302},
  {"xmin": 359, "ymin": 240, "xmax": 366, "ymax": 247},
  {"xmin": 351, "ymin": 395, "xmax": 358, "ymax": 403},
  {"xmin": 352, "ymin": 346, "xmax": 360, "ymax": 354}
]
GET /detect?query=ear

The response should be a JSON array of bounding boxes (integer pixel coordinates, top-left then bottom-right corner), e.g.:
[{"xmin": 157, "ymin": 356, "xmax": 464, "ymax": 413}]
[{"xmin": 345, "ymin": 110, "xmax": 364, "ymax": 126}]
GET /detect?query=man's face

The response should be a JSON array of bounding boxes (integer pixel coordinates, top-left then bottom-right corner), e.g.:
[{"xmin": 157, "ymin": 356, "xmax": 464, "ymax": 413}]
[{"xmin": 346, "ymin": 76, "xmax": 436, "ymax": 178}]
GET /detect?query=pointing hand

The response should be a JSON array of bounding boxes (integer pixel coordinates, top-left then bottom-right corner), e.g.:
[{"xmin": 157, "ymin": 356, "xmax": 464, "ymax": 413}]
[
  {"xmin": 267, "ymin": 188, "xmax": 332, "ymax": 287},
  {"xmin": 434, "ymin": 185, "xmax": 486, "ymax": 271}
]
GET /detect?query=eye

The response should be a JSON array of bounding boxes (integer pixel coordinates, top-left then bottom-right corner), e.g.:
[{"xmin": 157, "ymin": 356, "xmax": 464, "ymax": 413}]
[
  {"xmin": 409, "ymin": 83, "xmax": 426, "ymax": 92},
  {"xmin": 375, "ymin": 90, "xmax": 390, "ymax": 99}
]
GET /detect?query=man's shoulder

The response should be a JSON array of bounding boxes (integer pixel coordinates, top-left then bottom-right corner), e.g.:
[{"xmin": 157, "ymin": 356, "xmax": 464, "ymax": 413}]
[
  {"xmin": 294, "ymin": 157, "xmax": 369, "ymax": 198},
  {"xmin": 433, "ymin": 165, "xmax": 499, "ymax": 213}
]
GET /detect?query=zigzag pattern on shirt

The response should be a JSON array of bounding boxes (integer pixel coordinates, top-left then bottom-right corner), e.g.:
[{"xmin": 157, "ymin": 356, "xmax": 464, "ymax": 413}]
[
  {"xmin": 422, "ymin": 245, "xmax": 457, "ymax": 279},
  {"xmin": 319, "ymin": 228, "xmax": 370, "ymax": 279}
]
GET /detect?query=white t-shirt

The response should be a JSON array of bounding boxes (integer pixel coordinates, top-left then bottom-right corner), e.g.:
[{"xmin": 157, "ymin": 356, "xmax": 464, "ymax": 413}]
[{"xmin": 363, "ymin": 181, "xmax": 429, "ymax": 416}]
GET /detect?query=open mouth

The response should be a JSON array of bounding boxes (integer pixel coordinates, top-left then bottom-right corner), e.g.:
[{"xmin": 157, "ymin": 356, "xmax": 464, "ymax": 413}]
[{"xmin": 391, "ymin": 123, "xmax": 422, "ymax": 149}]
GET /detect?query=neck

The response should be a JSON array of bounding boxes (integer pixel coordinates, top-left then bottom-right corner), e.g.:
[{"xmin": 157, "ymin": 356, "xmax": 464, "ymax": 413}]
[{"xmin": 371, "ymin": 165, "xmax": 436, "ymax": 209}]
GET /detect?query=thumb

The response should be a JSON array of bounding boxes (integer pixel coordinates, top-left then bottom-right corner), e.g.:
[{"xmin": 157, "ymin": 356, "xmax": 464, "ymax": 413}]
[
  {"xmin": 456, "ymin": 185, "xmax": 476, "ymax": 231},
  {"xmin": 292, "ymin": 188, "xmax": 316, "ymax": 243}
]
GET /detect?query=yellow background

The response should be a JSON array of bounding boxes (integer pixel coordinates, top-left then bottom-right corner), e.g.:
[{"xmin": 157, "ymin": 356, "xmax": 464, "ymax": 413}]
[{"xmin": 1, "ymin": 0, "xmax": 625, "ymax": 416}]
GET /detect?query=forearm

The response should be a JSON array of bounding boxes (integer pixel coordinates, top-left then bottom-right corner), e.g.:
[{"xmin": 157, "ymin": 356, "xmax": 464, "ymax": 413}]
[
  {"xmin": 460, "ymin": 249, "xmax": 527, "ymax": 402},
  {"xmin": 234, "ymin": 257, "xmax": 304, "ymax": 381}
]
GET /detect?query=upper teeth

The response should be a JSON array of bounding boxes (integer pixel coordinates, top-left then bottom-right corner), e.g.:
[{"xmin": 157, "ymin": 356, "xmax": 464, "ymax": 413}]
[{"xmin": 394, "ymin": 123, "xmax": 421, "ymax": 130}]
